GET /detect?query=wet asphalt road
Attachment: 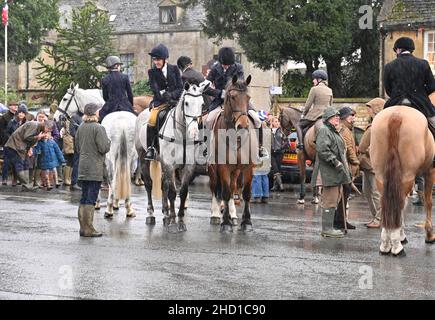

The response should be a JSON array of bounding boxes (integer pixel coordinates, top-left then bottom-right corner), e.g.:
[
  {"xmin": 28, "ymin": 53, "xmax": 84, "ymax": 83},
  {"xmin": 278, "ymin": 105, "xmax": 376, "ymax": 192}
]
[{"xmin": 0, "ymin": 176, "xmax": 434, "ymax": 300}]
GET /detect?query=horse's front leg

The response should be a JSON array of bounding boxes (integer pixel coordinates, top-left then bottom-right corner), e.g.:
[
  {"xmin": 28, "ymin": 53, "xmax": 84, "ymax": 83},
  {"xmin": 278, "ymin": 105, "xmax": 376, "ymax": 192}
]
[
  {"xmin": 229, "ymin": 171, "xmax": 240, "ymax": 226},
  {"xmin": 125, "ymin": 197, "xmax": 136, "ymax": 218},
  {"xmin": 298, "ymin": 150, "xmax": 306, "ymax": 204},
  {"xmin": 105, "ymin": 186, "xmax": 114, "ymax": 219},
  {"xmin": 113, "ymin": 198, "xmax": 120, "ymax": 211},
  {"xmin": 177, "ymin": 169, "xmax": 193, "ymax": 232},
  {"xmin": 240, "ymin": 168, "xmax": 253, "ymax": 232},
  {"xmin": 166, "ymin": 169, "xmax": 178, "ymax": 234},
  {"xmin": 219, "ymin": 168, "xmax": 233, "ymax": 233}
]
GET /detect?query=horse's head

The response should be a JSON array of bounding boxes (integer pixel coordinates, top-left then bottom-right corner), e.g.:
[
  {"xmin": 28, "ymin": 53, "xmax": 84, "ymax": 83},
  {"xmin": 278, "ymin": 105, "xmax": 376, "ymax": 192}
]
[
  {"xmin": 181, "ymin": 80, "xmax": 210, "ymax": 140},
  {"xmin": 54, "ymin": 82, "xmax": 80, "ymax": 122},
  {"xmin": 223, "ymin": 75, "xmax": 251, "ymax": 131}
]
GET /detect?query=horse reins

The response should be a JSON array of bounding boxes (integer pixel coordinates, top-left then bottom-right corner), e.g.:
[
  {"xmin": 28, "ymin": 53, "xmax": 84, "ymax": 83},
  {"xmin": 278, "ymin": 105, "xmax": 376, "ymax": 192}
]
[
  {"xmin": 225, "ymin": 88, "xmax": 249, "ymax": 125},
  {"xmin": 58, "ymin": 89, "xmax": 79, "ymax": 120}
]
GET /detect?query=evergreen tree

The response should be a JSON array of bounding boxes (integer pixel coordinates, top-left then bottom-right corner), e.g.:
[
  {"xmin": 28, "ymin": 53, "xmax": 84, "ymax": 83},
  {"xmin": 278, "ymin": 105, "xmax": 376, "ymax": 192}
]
[{"xmin": 35, "ymin": 1, "xmax": 116, "ymax": 101}]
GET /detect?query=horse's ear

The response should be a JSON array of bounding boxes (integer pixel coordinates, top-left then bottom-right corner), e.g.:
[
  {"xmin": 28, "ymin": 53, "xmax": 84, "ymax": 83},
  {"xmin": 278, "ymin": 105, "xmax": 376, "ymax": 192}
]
[
  {"xmin": 184, "ymin": 82, "xmax": 190, "ymax": 91},
  {"xmin": 202, "ymin": 82, "xmax": 210, "ymax": 92},
  {"xmin": 246, "ymin": 75, "xmax": 252, "ymax": 86},
  {"xmin": 74, "ymin": 83, "xmax": 79, "ymax": 90},
  {"xmin": 232, "ymin": 75, "xmax": 238, "ymax": 85},
  {"xmin": 70, "ymin": 82, "xmax": 75, "ymax": 90}
]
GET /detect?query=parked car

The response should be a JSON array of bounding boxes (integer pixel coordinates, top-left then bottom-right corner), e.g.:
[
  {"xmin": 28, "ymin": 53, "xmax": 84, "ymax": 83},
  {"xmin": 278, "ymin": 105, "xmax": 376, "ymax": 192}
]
[{"xmin": 280, "ymin": 131, "xmax": 313, "ymax": 183}]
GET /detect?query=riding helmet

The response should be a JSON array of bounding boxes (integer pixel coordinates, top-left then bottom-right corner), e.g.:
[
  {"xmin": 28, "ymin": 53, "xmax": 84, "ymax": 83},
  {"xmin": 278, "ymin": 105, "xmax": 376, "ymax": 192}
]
[
  {"xmin": 312, "ymin": 69, "xmax": 328, "ymax": 81},
  {"xmin": 218, "ymin": 47, "xmax": 236, "ymax": 65},
  {"xmin": 393, "ymin": 37, "xmax": 415, "ymax": 52},
  {"xmin": 177, "ymin": 56, "xmax": 192, "ymax": 70},
  {"xmin": 149, "ymin": 43, "xmax": 169, "ymax": 59},
  {"xmin": 106, "ymin": 56, "xmax": 122, "ymax": 69}
]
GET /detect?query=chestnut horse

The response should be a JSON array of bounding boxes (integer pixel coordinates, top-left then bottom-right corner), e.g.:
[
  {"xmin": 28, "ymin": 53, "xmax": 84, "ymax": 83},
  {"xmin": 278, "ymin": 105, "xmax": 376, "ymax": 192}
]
[
  {"xmin": 133, "ymin": 95, "xmax": 153, "ymax": 114},
  {"xmin": 371, "ymin": 106, "xmax": 435, "ymax": 257},
  {"xmin": 279, "ymin": 106, "xmax": 321, "ymax": 204},
  {"xmin": 208, "ymin": 75, "xmax": 257, "ymax": 232}
]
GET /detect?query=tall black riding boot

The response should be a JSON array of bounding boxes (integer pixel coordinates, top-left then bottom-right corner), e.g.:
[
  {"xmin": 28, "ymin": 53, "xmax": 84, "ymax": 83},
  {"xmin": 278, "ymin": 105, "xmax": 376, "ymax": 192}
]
[{"xmin": 144, "ymin": 126, "xmax": 157, "ymax": 160}]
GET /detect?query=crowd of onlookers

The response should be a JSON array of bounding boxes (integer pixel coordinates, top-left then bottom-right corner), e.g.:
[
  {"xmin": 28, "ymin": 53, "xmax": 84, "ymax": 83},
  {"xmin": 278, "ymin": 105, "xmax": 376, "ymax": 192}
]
[{"xmin": 0, "ymin": 100, "xmax": 82, "ymax": 191}]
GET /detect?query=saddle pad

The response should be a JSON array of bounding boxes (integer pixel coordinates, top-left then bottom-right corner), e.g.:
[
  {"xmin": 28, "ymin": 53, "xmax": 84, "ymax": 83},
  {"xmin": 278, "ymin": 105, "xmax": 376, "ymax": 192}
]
[{"xmin": 148, "ymin": 104, "xmax": 169, "ymax": 127}]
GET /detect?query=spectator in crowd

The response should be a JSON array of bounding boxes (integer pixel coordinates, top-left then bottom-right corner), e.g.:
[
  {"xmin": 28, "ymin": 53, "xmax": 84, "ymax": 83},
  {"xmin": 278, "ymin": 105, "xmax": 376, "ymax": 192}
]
[
  {"xmin": 59, "ymin": 115, "xmax": 75, "ymax": 186},
  {"xmin": 32, "ymin": 121, "xmax": 66, "ymax": 190},
  {"xmin": 358, "ymin": 98, "xmax": 385, "ymax": 229},
  {"xmin": 336, "ymin": 106, "xmax": 358, "ymax": 231},
  {"xmin": 252, "ymin": 111, "xmax": 271, "ymax": 203},
  {"xmin": 75, "ymin": 103, "xmax": 111, "ymax": 237},
  {"xmin": 0, "ymin": 101, "xmax": 18, "ymax": 163},
  {"xmin": 270, "ymin": 114, "xmax": 285, "ymax": 192},
  {"xmin": 4, "ymin": 120, "xmax": 48, "ymax": 191},
  {"xmin": 312, "ymin": 107, "xmax": 351, "ymax": 238},
  {"xmin": 2, "ymin": 103, "xmax": 27, "ymax": 185}
]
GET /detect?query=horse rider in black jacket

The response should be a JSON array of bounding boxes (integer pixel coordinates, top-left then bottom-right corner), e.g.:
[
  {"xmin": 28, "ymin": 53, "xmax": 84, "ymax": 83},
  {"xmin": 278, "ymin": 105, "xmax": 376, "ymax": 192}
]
[
  {"xmin": 144, "ymin": 43, "xmax": 183, "ymax": 160},
  {"xmin": 205, "ymin": 47, "xmax": 267, "ymax": 159},
  {"xmin": 384, "ymin": 37, "xmax": 435, "ymax": 135},
  {"xmin": 99, "ymin": 56, "xmax": 136, "ymax": 122}
]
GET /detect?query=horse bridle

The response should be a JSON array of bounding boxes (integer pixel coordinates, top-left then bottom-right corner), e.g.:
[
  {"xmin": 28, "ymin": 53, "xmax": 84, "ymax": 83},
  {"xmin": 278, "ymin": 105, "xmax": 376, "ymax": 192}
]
[
  {"xmin": 58, "ymin": 89, "xmax": 79, "ymax": 120},
  {"xmin": 226, "ymin": 88, "xmax": 249, "ymax": 124}
]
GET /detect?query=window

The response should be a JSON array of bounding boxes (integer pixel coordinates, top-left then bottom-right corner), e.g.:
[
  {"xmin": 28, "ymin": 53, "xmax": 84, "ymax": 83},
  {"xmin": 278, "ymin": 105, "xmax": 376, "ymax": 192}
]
[
  {"xmin": 425, "ymin": 31, "xmax": 435, "ymax": 74},
  {"xmin": 120, "ymin": 53, "xmax": 134, "ymax": 83},
  {"xmin": 160, "ymin": 6, "xmax": 176, "ymax": 24}
]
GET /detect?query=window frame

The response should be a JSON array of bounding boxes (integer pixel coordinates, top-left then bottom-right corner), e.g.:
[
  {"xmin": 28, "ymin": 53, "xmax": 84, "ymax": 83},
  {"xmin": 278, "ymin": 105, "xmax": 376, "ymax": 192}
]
[
  {"xmin": 120, "ymin": 53, "xmax": 135, "ymax": 84},
  {"xmin": 159, "ymin": 6, "xmax": 177, "ymax": 25},
  {"xmin": 424, "ymin": 30, "xmax": 435, "ymax": 75}
]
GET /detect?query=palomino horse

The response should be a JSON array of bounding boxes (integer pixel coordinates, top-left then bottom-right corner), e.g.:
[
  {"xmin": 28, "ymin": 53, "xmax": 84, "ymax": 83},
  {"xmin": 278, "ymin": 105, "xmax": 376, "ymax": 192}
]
[
  {"xmin": 371, "ymin": 106, "xmax": 435, "ymax": 257},
  {"xmin": 101, "ymin": 111, "xmax": 138, "ymax": 218},
  {"xmin": 279, "ymin": 106, "xmax": 321, "ymax": 204},
  {"xmin": 209, "ymin": 75, "xmax": 257, "ymax": 232},
  {"xmin": 53, "ymin": 83, "xmax": 105, "ymax": 122},
  {"xmin": 133, "ymin": 95, "xmax": 153, "ymax": 114},
  {"xmin": 137, "ymin": 81, "xmax": 210, "ymax": 230}
]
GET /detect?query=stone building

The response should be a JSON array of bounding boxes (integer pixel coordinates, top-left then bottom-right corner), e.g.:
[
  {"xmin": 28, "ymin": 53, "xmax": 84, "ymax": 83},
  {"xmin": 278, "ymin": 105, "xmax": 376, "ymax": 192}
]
[
  {"xmin": 378, "ymin": 0, "xmax": 435, "ymax": 96},
  {"xmin": 3, "ymin": 0, "xmax": 280, "ymax": 108}
]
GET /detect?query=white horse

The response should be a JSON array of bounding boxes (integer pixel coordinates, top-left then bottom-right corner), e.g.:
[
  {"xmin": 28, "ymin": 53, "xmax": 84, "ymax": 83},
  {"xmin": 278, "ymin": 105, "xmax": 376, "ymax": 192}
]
[
  {"xmin": 53, "ymin": 83, "xmax": 104, "ymax": 122},
  {"xmin": 137, "ymin": 81, "xmax": 209, "ymax": 232},
  {"xmin": 102, "ymin": 111, "xmax": 138, "ymax": 218}
]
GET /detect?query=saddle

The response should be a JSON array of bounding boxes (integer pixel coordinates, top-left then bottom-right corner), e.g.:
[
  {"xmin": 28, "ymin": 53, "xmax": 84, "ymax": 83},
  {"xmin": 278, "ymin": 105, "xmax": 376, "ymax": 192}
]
[{"xmin": 148, "ymin": 104, "xmax": 171, "ymax": 130}]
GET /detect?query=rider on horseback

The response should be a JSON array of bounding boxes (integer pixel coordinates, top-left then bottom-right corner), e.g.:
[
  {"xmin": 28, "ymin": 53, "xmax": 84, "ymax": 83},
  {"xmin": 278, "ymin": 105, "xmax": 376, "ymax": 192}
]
[
  {"xmin": 144, "ymin": 44, "xmax": 183, "ymax": 161},
  {"xmin": 383, "ymin": 37, "xmax": 435, "ymax": 135},
  {"xmin": 205, "ymin": 47, "xmax": 267, "ymax": 159},
  {"xmin": 99, "ymin": 56, "xmax": 136, "ymax": 122},
  {"xmin": 296, "ymin": 70, "xmax": 333, "ymax": 151},
  {"xmin": 177, "ymin": 56, "xmax": 205, "ymax": 86}
]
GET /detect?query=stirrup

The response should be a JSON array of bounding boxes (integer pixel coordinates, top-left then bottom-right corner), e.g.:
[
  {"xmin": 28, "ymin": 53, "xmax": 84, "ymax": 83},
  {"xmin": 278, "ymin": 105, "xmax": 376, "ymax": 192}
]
[
  {"xmin": 144, "ymin": 147, "xmax": 157, "ymax": 161},
  {"xmin": 258, "ymin": 147, "xmax": 270, "ymax": 161}
]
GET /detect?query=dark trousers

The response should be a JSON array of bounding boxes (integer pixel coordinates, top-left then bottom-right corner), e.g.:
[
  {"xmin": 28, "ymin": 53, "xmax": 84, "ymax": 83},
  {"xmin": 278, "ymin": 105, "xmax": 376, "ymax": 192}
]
[
  {"xmin": 71, "ymin": 152, "xmax": 79, "ymax": 185},
  {"xmin": 271, "ymin": 152, "xmax": 283, "ymax": 175},
  {"xmin": 80, "ymin": 181, "xmax": 102, "ymax": 205},
  {"xmin": 296, "ymin": 119, "xmax": 315, "ymax": 144},
  {"xmin": 335, "ymin": 183, "xmax": 352, "ymax": 228},
  {"xmin": 8, "ymin": 148, "xmax": 29, "ymax": 172},
  {"xmin": 2, "ymin": 147, "xmax": 17, "ymax": 181}
]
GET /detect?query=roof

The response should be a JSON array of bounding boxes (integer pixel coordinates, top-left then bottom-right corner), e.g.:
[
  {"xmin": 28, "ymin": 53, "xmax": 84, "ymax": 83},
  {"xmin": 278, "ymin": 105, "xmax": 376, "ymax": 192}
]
[
  {"xmin": 378, "ymin": 0, "xmax": 435, "ymax": 30},
  {"xmin": 59, "ymin": 0, "xmax": 206, "ymax": 34}
]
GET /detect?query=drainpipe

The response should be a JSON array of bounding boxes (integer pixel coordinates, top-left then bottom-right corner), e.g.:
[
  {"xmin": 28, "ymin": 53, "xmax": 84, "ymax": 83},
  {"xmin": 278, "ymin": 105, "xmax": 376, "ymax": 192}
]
[{"xmin": 379, "ymin": 26, "xmax": 387, "ymax": 98}]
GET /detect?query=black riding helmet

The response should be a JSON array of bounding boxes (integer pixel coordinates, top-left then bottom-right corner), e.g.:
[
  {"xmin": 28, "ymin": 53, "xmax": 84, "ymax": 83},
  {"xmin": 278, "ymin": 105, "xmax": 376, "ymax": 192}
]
[
  {"xmin": 312, "ymin": 69, "xmax": 328, "ymax": 81},
  {"xmin": 149, "ymin": 43, "xmax": 169, "ymax": 59},
  {"xmin": 218, "ymin": 47, "xmax": 236, "ymax": 65},
  {"xmin": 393, "ymin": 37, "xmax": 415, "ymax": 53},
  {"xmin": 177, "ymin": 56, "xmax": 192, "ymax": 70}
]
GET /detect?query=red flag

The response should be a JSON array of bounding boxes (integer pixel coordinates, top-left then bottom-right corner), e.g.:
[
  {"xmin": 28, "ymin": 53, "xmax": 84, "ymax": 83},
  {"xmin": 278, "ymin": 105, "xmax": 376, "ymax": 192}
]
[{"xmin": 2, "ymin": 3, "xmax": 8, "ymax": 27}]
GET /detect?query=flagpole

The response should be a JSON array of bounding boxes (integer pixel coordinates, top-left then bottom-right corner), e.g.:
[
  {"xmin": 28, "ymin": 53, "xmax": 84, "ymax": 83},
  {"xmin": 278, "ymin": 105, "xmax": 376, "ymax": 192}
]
[{"xmin": 4, "ymin": 18, "xmax": 7, "ymax": 107}]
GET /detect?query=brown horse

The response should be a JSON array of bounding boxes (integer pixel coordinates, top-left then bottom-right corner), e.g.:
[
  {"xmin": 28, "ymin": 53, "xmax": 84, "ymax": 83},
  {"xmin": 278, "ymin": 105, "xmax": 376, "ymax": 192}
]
[
  {"xmin": 208, "ymin": 75, "xmax": 257, "ymax": 232},
  {"xmin": 371, "ymin": 106, "xmax": 435, "ymax": 257},
  {"xmin": 279, "ymin": 106, "xmax": 321, "ymax": 204},
  {"xmin": 133, "ymin": 95, "xmax": 153, "ymax": 114}
]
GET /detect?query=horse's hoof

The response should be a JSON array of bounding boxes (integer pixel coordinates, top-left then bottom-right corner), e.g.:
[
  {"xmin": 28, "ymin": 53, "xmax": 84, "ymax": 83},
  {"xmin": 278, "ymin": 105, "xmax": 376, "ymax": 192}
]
[
  {"xmin": 392, "ymin": 249, "xmax": 406, "ymax": 258},
  {"xmin": 178, "ymin": 223, "xmax": 187, "ymax": 232},
  {"xmin": 94, "ymin": 203, "xmax": 101, "ymax": 210},
  {"xmin": 220, "ymin": 224, "xmax": 233, "ymax": 233},
  {"xmin": 297, "ymin": 199, "xmax": 305, "ymax": 205},
  {"xmin": 231, "ymin": 218, "xmax": 238, "ymax": 226},
  {"xmin": 240, "ymin": 223, "xmax": 253, "ymax": 232},
  {"xmin": 210, "ymin": 217, "xmax": 221, "ymax": 225},
  {"xmin": 163, "ymin": 217, "xmax": 170, "ymax": 227},
  {"xmin": 167, "ymin": 223, "xmax": 179, "ymax": 234},
  {"xmin": 379, "ymin": 250, "xmax": 391, "ymax": 256},
  {"xmin": 126, "ymin": 212, "xmax": 136, "ymax": 218},
  {"xmin": 146, "ymin": 216, "xmax": 156, "ymax": 225},
  {"xmin": 104, "ymin": 212, "xmax": 113, "ymax": 219},
  {"xmin": 113, "ymin": 206, "xmax": 120, "ymax": 211},
  {"xmin": 425, "ymin": 236, "xmax": 435, "ymax": 244},
  {"xmin": 401, "ymin": 238, "xmax": 408, "ymax": 245}
]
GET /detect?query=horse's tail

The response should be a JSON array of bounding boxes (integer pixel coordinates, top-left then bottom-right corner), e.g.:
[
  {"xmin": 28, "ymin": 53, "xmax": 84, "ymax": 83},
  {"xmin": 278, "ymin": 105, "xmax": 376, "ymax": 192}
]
[
  {"xmin": 381, "ymin": 112, "xmax": 404, "ymax": 229},
  {"xmin": 114, "ymin": 130, "xmax": 131, "ymax": 200},
  {"xmin": 150, "ymin": 160, "xmax": 162, "ymax": 200}
]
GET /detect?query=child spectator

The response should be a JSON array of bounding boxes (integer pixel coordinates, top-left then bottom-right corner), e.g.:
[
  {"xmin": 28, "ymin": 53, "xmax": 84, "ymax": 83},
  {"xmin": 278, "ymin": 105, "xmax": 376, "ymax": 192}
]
[{"xmin": 33, "ymin": 121, "xmax": 66, "ymax": 190}]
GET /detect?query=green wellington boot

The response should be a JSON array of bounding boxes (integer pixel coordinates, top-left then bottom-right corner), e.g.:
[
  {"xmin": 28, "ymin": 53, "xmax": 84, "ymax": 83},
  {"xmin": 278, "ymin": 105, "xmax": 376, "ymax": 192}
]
[
  {"xmin": 81, "ymin": 205, "xmax": 102, "ymax": 237},
  {"xmin": 321, "ymin": 208, "xmax": 344, "ymax": 238}
]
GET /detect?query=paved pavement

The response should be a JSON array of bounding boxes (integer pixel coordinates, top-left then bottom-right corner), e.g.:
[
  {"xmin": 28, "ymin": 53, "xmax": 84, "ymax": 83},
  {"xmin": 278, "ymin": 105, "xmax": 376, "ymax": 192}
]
[{"xmin": 0, "ymin": 176, "xmax": 434, "ymax": 300}]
